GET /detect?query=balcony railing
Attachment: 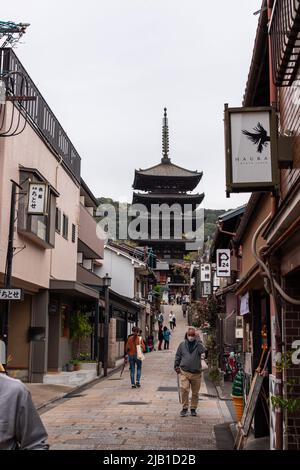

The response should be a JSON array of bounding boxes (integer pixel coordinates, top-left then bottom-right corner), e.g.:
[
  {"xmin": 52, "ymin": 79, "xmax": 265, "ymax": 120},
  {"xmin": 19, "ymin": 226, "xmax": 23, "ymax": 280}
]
[
  {"xmin": 78, "ymin": 203, "xmax": 104, "ymax": 259},
  {"xmin": 0, "ymin": 48, "xmax": 81, "ymax": 180},
  {"xmin": 269, "ymin": 0, "xmax": 300, "ymax": 86}
]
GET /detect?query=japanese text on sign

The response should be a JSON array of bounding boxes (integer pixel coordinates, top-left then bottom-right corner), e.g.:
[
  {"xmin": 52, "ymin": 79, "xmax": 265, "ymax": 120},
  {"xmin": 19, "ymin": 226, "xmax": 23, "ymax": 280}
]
[
  {"xmin": 0, "ymin": 289, "xmax": 22, "ymax": 300},
  {"xmin": 28, "ymin": 183, "xmax": 46, "ymax": 214},
  {"xmin": 216, "ymin": 249, "xmax": 231, "ymax": 277}
]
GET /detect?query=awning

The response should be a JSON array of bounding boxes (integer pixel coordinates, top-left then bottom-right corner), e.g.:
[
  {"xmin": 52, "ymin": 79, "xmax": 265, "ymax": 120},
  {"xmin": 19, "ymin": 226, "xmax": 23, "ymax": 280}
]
[{"xmin": 49, "ymin": 280, "xmax": 99, "ymax": 300}]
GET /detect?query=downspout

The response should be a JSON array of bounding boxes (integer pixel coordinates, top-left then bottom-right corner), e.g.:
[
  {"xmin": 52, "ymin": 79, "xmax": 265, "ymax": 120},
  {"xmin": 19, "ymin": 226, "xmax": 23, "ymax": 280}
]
[
  {"xmin": 50, "ymin": 155, "xmax": 63, "ymax": 279},
  {"xmin": 267, "ymin": 0, "xmax": 283, "ymax": 450}
]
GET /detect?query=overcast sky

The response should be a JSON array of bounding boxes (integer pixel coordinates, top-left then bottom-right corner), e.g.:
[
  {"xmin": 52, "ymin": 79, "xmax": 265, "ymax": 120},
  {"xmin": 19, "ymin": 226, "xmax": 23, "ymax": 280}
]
[{"xmin": 2, "ymin": 1, "xmax": 262, "ymax": 209}]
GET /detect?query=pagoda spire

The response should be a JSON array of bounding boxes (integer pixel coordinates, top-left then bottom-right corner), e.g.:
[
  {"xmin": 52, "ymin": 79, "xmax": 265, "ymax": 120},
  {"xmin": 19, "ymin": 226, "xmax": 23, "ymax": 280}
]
[{"xmin": 161, "ymin": 107, "xmax": 171, "ymax": 164}]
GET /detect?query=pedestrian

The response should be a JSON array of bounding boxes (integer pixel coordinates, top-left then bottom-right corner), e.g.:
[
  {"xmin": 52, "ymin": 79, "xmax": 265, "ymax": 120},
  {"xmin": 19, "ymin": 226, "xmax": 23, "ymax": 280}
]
[
  {"xmin": 174, "ymin": 327, "xmax": 207, "ymax": 417},
  {"xmin": 182, "ymin": 303, "xmax": 187, "ymax": 318},
  {"xmin": 169, "ymin": 312, "xmax": 174, "ymax": 330},
  {"xmin": 125, "ymin": 326, "xmax": 146, "ymax": 388},
  {"xmin": 0, "ymin": 364, "xmax": 49, "ymax": 449},
  {"xmin": 158, "ymin": 327, "xmax": 164, "ymax": 351},
  {"xmin": 172, "ymin": 312, "xmax": 176, "ymax": 329},
  {"xmin": 0, "ymin": 336, "xmax": 6, "ymax": 373},
  {"xmin": 163, "ymin": 326, "xmax": 171, "ymax": 350},
  {"xmin": 147, "ymin": 335, "xmax": 154, "ymax": 352},
  {"xmin": 158, "ymin": 311, "xmax": 164, "ymax": 328}
]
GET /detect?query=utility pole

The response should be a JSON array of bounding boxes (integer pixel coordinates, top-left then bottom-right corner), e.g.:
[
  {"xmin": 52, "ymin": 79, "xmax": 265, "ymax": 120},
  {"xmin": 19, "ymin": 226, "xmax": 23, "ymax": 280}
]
[
  {"xmin": 102, "ymin": 274, "xmax": 111, "ymax": 377},
  {"xmin": 2, "ymin": 180, "xmax": 23, "ymax": 364}
]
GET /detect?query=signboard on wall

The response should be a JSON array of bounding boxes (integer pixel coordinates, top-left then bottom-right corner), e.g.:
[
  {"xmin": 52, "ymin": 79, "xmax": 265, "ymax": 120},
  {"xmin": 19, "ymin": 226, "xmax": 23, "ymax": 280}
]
[
  {"xmin": 224, "ymin": 105, "xmax": 279, "ymax": 196},
  {"xmin": 200, "ymin": 263, "xmax": 211, "ymax": 281},
  {"xmin": 216, "ymin": 249, "xmax": 231, "ymax": 277},
  {"xmin": 28, "ymin": 183, "xmax": 47, "ymax": 214},
  {"xmin": 202, "ymin": 282, "xmax": 212, "ymax": 297},
  {"xmin": 240, "ymin": 292, "xmax": 250, "ymax": 315}
]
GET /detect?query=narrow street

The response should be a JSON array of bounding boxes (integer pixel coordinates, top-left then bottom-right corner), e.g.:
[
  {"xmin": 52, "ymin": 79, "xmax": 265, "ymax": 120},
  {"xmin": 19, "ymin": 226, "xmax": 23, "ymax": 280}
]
[{"xmin": 40, "ymin": 305, "xmax": 232, "ymax": 450}]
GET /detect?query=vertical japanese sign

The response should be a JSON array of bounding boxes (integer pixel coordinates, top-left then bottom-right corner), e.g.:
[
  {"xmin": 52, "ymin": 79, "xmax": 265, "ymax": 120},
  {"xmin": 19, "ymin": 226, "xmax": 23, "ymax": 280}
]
[
  {"xmin": 200, "ymin": 263, "xmax": 211, "ymax": 281},
  {"xmin": 216, "ymin": 249, "xmax": 231, "ymax": 277},
  {"xmin": 28, "ymin": 183, "xmax": 47, "ymax": 214}
]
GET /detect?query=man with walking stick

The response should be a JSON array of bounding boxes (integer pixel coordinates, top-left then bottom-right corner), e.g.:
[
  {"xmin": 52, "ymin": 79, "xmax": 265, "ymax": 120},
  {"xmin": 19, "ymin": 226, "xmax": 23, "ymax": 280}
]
[{"xmin": 174, "ymin": 327, "xmax": 207, "ymax": 417}]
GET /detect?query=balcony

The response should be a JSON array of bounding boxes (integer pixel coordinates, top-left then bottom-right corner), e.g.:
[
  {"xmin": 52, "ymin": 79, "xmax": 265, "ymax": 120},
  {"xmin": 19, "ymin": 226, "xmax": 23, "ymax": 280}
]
[
  {"xmin": 0, "ymin": 48, "xmax": 81, "ymax": 180},
  {"xmin": 269, "ymin": 0, "xmax": 300, "ymax": 86},
  {"xmin": 78, "ymin": 203, "xmax": 104, "ymax": 259},
  {"xmin": 76, "ymin": 264, "xmax": 103, "ymax": 287}
]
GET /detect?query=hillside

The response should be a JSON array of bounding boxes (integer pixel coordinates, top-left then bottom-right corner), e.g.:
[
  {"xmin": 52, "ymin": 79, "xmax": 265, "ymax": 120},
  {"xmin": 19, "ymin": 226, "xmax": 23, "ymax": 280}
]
[{"xmin": 96, "ymin": 197, "xmax": 227, "ymax": 242}]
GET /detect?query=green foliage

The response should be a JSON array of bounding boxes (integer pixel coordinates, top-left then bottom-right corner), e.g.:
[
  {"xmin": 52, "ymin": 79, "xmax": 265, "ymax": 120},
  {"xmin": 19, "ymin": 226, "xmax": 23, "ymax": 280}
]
[
  {"xmin": 209, "ymin": 368, "xmax": 221, "ymax": 385},
  {"xmin": 69, "ymin": 358, "xmax": 80, "ymax": 365},
  {"xmin": 70, "ymin": 312, "xmax": 92, "ymax": 340},
  {"xmin": 271, "ymin": 350, "xmax": 300, "ymax": 414}
]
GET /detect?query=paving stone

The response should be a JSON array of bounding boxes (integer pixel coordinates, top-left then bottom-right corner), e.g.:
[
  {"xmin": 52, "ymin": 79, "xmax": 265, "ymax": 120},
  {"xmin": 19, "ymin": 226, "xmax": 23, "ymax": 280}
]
[{"xmin": 41, "ymin": 307, "xmax": 227, "ymax": 450}]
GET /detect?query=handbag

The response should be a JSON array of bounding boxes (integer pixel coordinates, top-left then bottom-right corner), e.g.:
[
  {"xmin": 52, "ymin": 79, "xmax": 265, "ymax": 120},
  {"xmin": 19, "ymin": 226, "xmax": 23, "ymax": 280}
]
[{"xmin": 136, "ymin": 337, "xmax": 145, "ymax": 361}]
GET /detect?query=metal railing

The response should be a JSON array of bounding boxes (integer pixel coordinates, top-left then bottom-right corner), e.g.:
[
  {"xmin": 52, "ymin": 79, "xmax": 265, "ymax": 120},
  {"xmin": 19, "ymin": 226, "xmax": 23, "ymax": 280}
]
[
  {"xmin": 269, "ymin": 0, "xmax": 300, "ymax": 86},
  {"xmin": 0, "ymin": 48, "xmax": 81, "ymax": 180}
]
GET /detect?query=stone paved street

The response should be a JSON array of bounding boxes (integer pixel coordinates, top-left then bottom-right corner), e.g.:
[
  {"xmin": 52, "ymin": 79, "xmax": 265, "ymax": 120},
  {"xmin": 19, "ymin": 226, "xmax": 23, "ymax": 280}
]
[{"xmin": 40, "ymin": 305, "xmax": 232, "ymax": 450}]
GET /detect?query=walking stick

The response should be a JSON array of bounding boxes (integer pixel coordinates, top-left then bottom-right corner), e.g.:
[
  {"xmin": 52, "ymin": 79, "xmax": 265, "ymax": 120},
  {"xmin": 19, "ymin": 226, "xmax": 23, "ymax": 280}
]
[
  {"xmin": 177, "ymin": 372, "xmax": 182, "ymax": 404},
  {"xmin": 120, "ymin": 355, "xmax": 128, "ymax": 377}
]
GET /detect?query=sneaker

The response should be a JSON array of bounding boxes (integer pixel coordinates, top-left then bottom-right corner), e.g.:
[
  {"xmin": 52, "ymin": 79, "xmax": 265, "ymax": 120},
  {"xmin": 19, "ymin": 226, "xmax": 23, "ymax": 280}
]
[
  {"xmin": 131, "ymin": 384, "xmax": 137, "ymax": 388},
  {"xmin": 136, "ymin": 382, "xmax": 141, "ymax": 388},
  {"xmin": 190, "ymin": 409, "xmax": 197, "ymax": 416},
  {"xmin": 180, "ymin": 409, "xmax": 188, "ymax": 417}
]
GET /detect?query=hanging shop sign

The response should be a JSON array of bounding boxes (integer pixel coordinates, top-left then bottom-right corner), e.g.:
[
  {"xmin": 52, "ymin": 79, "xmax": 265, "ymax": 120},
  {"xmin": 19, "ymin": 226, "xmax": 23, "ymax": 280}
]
[
  {"xmin": 28, "ymin": 182, "xmax": 47, "ymax": 214},
  {"xmin": 240, "ymin": 292, "xmax": 250, "ymax": 315},
  {"xmin": 224, "ymin": 105, "xmax": 279, "ymax": 196},
  {"xmin": 202, "ymin": 282, "xmax": 212, "ymax": 297},
  {"xmin": 216, "ymin": 249, "xmax": 231, "ymax": 277},
  {"xmin": 235, "ymin": 316, "xmax": 244, "ymax": 338},
  {"xmin": 200, "ymin": 263, "xmax": 211, "ymax": 282}
]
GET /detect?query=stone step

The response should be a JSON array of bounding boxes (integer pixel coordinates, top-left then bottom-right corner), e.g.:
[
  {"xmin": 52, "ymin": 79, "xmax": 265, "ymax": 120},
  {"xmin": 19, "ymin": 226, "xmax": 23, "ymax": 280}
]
[{"xmin": 43, "ymin": 369, "xmax": 97, "ymax": 387}]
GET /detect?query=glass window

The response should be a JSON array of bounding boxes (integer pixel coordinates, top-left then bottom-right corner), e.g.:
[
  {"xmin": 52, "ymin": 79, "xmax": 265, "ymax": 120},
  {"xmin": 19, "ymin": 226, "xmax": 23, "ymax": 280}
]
[{"xmin": 62, "ymin": 213, "xmax": 69, "ymax": 239}]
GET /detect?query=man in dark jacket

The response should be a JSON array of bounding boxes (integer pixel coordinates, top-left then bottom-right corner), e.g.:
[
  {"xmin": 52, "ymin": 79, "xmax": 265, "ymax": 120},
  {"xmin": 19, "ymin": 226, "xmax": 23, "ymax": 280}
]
[
  {"xmin": 174, "ymin": 327, "xmax": 207, "ymax": 417},
  {"xmin": 0, "ymin": 366, "xmax": 49, "ymax": 449}
]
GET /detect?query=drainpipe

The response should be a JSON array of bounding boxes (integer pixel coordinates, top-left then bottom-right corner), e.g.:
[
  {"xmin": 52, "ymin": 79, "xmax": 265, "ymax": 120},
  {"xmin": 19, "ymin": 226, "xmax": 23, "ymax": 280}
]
[{"xmin": 267, "ymin": 0, "xmax": 283, "ymax": 450}]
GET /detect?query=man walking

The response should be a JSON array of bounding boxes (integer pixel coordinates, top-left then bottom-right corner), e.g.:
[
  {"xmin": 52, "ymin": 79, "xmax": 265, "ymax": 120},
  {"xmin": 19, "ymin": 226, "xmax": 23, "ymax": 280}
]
[
  {"xmin": 174, "ymin": 327, "xmax": 207, "ymax": 417},
  {"xmin": 0, "ymin": 364, "xmax": 49, "ymax": 449},
  {"xmin": 125, "ymin": 327, "xmax": 145, "ymax": 388}
]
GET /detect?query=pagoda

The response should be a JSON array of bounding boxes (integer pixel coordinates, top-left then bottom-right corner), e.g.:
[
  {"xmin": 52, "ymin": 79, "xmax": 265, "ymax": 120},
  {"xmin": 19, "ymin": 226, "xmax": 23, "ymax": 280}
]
[{"xmin": 132, "ymin": 108, "xmax": 204, "ymax": 275}]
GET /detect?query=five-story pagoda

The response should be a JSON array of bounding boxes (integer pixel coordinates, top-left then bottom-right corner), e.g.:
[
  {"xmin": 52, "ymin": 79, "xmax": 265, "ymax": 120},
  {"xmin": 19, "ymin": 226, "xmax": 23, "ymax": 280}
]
[{"xmin": 132, "ymin": 108, "xmax": 204, "ymax": 290}]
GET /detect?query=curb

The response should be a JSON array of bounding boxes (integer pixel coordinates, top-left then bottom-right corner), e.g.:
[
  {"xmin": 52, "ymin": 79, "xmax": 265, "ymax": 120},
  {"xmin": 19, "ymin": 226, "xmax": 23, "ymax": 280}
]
[
  {"xmin": 37, "ymin": 363, "xmax": 124, "ymax": 412},
  {"xmin": 215, "ymin": 384, "xmax": 232, "ymax": 401}
]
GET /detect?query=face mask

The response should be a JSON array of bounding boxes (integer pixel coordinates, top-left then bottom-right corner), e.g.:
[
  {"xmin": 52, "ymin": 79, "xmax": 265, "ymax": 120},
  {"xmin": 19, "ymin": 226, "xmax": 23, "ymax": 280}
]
[{"xmin": 187, "ymin": 336, "xmax": 195, "ymax": 342}]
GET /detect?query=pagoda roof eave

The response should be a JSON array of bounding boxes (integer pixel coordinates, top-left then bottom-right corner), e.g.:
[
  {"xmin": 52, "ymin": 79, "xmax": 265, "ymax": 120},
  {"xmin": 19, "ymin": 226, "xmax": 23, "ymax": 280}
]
[{"xmin": 132, "ymin": 192, "xmax": 205, "ymax": 205}]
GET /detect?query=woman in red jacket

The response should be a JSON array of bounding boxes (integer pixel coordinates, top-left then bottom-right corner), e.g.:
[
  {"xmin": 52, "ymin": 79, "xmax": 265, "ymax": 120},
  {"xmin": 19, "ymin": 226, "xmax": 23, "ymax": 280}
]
[{"xmin": 125, "ymin": 327, "xmax": 145, "ymax": 388}]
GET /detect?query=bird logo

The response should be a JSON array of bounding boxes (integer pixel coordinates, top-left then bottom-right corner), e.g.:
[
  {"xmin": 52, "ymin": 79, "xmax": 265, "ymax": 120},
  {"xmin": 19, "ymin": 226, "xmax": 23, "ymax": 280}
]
[{"xmin": 242, "ymin": 122, "xmax": 270, "ymax": 153}]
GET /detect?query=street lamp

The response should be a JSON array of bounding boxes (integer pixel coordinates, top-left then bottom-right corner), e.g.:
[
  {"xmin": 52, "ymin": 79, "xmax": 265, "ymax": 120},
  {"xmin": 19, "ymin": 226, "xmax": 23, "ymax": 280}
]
[{"xmin": 102, "ymin": 273, "xmax": 111, "ymax": 377}]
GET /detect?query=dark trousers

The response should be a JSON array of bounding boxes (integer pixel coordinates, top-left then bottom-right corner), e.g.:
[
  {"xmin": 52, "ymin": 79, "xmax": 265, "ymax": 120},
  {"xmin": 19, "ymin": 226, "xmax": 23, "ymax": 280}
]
[
  {"xmin": 164, "ymin": 340, "xmax": 169, "ymax": 350},
  {"xmin": 128, "ymin": 354, "xmax": 142, "ymax": 385}
]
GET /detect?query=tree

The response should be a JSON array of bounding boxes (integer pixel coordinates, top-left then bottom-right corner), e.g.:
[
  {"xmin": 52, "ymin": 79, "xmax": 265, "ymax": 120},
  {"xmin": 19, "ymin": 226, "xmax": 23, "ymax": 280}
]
[{"xmin": 70, "ymin": 312, "xmax": 93, "ymax": 358}]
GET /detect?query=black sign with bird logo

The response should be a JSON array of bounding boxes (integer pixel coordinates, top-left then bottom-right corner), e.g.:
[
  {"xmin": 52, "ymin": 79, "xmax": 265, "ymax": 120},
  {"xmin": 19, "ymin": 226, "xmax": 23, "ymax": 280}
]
[{"xmin": 242, "ymin": 122, "xmax": 270, "ymax": 153}]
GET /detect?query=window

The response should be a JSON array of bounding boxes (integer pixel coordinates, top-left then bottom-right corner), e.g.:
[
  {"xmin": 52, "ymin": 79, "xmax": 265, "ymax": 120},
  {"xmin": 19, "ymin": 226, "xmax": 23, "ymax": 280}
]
[
  {"xmin": 72, "ymin": 223, "xmax": 76, "ymax": 243},
  {"xmin": 62, "ymin": 213, "xmax": 69, "ymax": 239},
  {"xmin": 116, "ymin": 318, "xmax": 126, "ymax": 341},
  {"xmin": 55, "ymin": 208, "xmax": 61, "ymax": 234},
  {"xmin": 18, "ymin": 169, "xmax": 58, "ymax": 248}
]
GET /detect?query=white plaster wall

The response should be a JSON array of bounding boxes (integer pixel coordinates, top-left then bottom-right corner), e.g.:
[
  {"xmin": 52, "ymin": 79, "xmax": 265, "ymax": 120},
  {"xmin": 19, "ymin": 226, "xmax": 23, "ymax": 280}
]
[
  {"xmin": 95, "ymin": 248, "xmax": 135, "ymax": 298},
  {"xmin": 0, "ymin": 103, "xmax": 79, "ymax": 288}
]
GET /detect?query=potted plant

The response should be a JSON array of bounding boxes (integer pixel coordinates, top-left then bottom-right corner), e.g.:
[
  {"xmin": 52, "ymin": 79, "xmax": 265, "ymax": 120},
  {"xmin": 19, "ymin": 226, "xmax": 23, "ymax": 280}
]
[
  {"xmin": 66, "ymin": 361, "xmax": 74, "ymax": 372},
  {"xmin": 72, "ymin": 358, "xmax": 81, "ymax": 371},
  {"xmin": 231, "ymin": 370, "xmax": 244, "ymax": 421}
]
